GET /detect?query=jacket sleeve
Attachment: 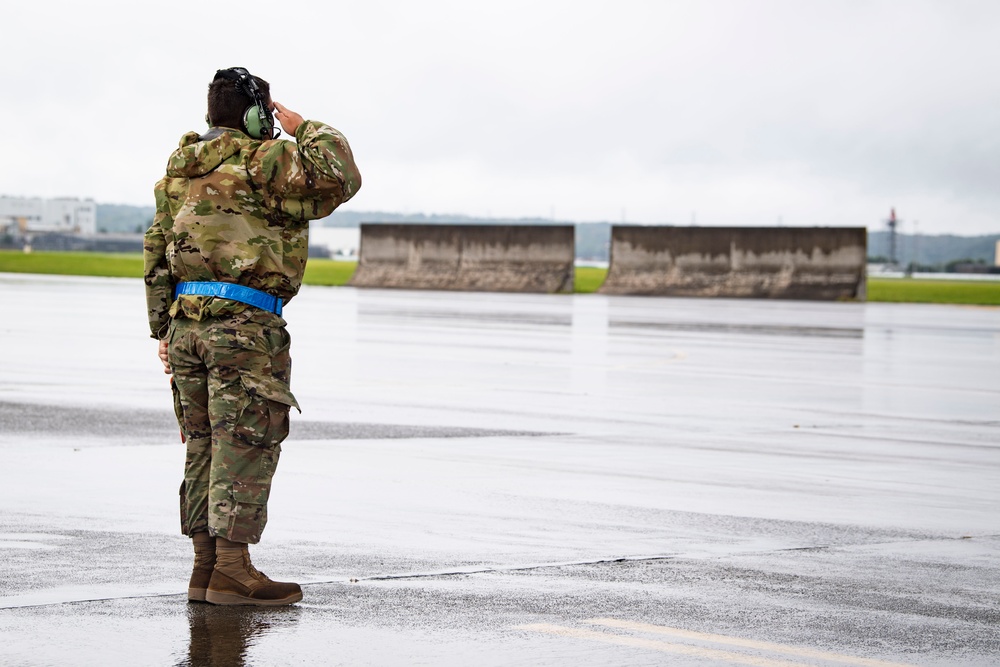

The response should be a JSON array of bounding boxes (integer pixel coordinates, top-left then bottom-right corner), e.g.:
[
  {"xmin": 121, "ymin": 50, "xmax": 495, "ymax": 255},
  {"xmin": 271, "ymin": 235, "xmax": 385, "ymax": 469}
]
[
  {"xmin": 250, "ymin": 120, "xmax": 362, "ymax": 222},
  {"xmin": 143, "ymin": 182, "xmax": 174, "ymax": 339}
]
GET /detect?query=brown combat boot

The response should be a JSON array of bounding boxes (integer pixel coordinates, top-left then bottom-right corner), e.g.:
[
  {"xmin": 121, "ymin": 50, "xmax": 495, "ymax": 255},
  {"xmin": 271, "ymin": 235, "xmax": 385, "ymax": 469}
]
[
  {"xmin": 205, "ymin": 537, "xmax": 302, "ymax": 606},
  {"xmin": 188, "ymin": 532, "xmax": 216, "ymax": 602}
]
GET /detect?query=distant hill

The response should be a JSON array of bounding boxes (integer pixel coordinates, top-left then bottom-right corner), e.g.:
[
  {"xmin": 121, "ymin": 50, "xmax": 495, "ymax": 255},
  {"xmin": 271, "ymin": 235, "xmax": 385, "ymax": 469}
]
[
  {"xmin": 868, "ymin": 231, "xmax": 999, "ymax": 267},
  {"xmin": 94, "ymin": 203, "xmax": 999, "ymax": 266},
  {"xmin": 97, "ymin": 203, "xmax": 155, "ymax": 234},
  {"xmin": 316, "ymin": 210, "xmax": 612, "ymax": 259}
]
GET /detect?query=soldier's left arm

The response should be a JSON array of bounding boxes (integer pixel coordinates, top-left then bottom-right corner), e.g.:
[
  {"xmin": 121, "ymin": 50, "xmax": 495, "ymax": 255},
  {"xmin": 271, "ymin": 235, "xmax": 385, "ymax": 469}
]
[
  {"xmin": 250, "ymin": 120, "xmax": 362, "ymax": 222},
  {"xmin": 143, "ymin": 182, "xmax": 175, "ymax": 339}
]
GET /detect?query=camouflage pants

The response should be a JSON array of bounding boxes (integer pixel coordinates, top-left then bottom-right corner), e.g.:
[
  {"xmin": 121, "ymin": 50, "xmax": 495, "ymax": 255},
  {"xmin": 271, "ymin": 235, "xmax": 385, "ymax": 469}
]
[{"xmin": 167, "ymin": 309, "xmax": 299, "ymax": 544}]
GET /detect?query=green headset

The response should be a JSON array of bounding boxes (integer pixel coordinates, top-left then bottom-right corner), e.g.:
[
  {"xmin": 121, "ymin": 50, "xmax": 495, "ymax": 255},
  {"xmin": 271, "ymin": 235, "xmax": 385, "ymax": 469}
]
[{"xmin": 211, "ymin": 67, "xmax": 276, "ymax": 140}]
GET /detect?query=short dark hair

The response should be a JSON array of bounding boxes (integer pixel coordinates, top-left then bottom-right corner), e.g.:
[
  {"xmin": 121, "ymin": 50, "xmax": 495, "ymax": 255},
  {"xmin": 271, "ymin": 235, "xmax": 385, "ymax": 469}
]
[{"xmin": 207, "ymin": 72, "xmax": 271, "ymax": 131}]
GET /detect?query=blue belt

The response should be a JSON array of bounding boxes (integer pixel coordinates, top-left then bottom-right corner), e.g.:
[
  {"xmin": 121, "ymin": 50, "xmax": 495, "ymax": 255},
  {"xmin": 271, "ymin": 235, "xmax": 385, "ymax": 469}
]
[{"xmin": 174, "ymin": 281, "xmax": 283, "ymax": 316}]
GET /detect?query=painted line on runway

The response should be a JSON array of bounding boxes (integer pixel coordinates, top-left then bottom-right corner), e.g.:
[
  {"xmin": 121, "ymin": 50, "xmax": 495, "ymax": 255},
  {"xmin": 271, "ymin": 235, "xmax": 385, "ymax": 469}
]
[
  {"xmin": 584, "ymin": 619, "xmax": 917, "ymax": 667},
  {"xmin": 518, "ymin": 623, "xmax": 814, "ymax": 666}
]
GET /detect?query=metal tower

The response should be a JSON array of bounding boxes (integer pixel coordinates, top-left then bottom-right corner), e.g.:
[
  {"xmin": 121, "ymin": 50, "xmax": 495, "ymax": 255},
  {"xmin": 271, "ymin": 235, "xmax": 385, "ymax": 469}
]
[{"xmin": 886, "ymin": 208, "xmax": 899, "ymax": 268}]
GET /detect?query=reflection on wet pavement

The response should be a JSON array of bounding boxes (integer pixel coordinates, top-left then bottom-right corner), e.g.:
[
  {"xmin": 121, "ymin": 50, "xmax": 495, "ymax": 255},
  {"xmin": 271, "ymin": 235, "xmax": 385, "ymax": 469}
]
[{"xmin": 178, "ymin": 604, "xmax": 299, "ymax": 667}]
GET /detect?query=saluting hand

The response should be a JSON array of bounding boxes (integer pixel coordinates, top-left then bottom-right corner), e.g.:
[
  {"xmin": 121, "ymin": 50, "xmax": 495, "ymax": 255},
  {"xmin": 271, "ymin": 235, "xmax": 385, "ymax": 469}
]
[{"xmin": 273, "ymin": 101, "xmax": 304, "ymax": 137}]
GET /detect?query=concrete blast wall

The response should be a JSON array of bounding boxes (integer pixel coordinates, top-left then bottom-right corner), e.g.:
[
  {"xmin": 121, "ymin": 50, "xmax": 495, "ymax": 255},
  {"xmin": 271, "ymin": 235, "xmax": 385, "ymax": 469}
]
[
  {"xmin": 349, "ymin": 224, "xmax": 575, "ymax": 293},
  {"xmin": 600, "ymin": 226, "xmax": 867, "ymax": 301}
]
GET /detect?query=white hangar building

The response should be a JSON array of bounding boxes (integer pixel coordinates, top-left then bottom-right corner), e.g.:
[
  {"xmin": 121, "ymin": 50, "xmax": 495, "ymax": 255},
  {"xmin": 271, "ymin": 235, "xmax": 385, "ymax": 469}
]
[{"xmin": 0, "ymin": 196, "xmax": 97, "ymax": 235}]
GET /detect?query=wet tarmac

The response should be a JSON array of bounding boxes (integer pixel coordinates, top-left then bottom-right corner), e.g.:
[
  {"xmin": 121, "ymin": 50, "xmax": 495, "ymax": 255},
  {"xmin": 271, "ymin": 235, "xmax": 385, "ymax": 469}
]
[{"xmin": 0, "ymin": 273, "xmax": 998, "ymax": 666}]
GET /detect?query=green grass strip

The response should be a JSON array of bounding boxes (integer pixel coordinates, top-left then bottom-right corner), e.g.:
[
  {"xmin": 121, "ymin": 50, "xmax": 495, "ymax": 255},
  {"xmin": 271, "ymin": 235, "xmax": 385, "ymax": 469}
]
[
  {"xmin": 574, "ymin": 270, "xmax": 1000, "ymax": 303},
  {"xmin": 867, "ymin": 277, "xmax": 1000, "ymax": 305},
  {"xmin": 3, "ymin": 251, "xmax": 998, "ymax": 304},
  {"xmin": 0, "ymin": 250, "xmax": 143, "ymax": 278},
  {"xmin": 574, "ymin": 266, "xmax": 607, "ymax": 294},
  {"xmin": 302, "ymin": 258, "xmax": 358, "ymax": 285},
  {"xmin": 0, "ymin": 251, "xmax": 362, "ymax": 286}
]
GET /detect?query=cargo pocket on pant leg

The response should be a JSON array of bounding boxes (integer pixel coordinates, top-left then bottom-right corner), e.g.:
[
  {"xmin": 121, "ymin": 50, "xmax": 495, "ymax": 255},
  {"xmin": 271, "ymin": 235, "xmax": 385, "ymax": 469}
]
[
  {"xmin": 232, "ymin": 374, "xmax": 297, "ymax": 449},
  {"xmin": 228, "ymin": 480, "xmax": 272, "ymax": 544}
]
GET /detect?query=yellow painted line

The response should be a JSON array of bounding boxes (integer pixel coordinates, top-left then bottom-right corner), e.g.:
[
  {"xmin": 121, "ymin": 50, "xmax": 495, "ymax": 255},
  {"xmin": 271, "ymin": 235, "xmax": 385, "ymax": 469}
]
[
  {"xmin": 518, "ymin": 623, "xmax": 814, "ymax": 667},
  {"xmin": 585, "ymin": 619, "xmax": 916, "ymax": 667}
]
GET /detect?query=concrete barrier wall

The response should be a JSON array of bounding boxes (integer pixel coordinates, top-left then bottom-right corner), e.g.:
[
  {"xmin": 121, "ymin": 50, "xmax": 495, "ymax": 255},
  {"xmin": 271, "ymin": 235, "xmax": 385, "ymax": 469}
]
[
  {"xmin": 600, "ymin": 226, "xmax": 867, "ymax": 300},
  {"xmin": 348, "ymin": 224, "xmax": 575, "ymax": 293}
]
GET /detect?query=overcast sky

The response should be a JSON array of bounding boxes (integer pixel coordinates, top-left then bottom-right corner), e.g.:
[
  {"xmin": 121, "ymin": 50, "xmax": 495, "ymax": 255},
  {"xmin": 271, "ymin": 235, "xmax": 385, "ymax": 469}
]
[{"xmin": 2, "ymin": 0, "xmax": 999, "ymax": 234}]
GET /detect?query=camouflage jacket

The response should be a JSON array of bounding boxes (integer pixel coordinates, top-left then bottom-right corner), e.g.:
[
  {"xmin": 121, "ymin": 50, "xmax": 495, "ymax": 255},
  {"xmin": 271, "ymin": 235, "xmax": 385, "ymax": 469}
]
[{"xmin": 144, "ymin": 120, "xmax": 361, "ymax": 338}]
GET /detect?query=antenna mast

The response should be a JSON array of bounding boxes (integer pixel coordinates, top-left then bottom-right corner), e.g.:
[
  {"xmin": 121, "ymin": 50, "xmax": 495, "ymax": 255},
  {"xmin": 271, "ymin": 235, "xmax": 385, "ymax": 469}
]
[{"xmin": 886, "ymin": 208, "xmax": 900, "ymax": 269}]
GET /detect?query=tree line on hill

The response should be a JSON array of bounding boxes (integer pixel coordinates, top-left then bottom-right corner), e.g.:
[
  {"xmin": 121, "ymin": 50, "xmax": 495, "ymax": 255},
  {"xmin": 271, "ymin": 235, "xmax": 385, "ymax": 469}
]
[{"xmin": 92, "ymin": 204, "xmax": 998, "ymax": 268}]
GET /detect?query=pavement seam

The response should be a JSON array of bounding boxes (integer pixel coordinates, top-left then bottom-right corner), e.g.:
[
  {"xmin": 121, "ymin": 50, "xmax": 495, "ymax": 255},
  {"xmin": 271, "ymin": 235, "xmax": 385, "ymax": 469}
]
[
  {"xmin": 352, "ymin": 553, "xmax": 680, "ymax": 582},
  {"xmin": 2, "ymin": 534, "xmax": 994, "ymax": 609},
  {"xmin": 344, "ymin": 534, "xmax": 998, "ymax": 584}
]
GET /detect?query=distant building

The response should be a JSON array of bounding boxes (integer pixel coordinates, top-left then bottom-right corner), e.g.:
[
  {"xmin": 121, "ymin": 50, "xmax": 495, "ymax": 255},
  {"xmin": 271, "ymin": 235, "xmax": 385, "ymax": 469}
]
[
  {"xmin": 996, "ymin": 240, "xmax": 1000, "ymax": 268},
  {"xmin": 0, "ymin": 196, "xmax": 97, "ymax": 235}
]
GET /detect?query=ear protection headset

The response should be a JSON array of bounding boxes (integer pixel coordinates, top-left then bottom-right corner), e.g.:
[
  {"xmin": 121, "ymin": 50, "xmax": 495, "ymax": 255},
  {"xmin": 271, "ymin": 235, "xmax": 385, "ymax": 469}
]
[{"xmin": 212, "ymin": 67, "xmax": 276, "ymax": 140}]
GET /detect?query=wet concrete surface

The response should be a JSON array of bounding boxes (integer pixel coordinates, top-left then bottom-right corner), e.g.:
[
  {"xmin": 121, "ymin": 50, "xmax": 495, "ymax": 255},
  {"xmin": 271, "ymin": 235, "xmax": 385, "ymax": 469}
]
[
  {"xmin": 0, "ymin": 400, "xmax": 546, "ymax": 441},
  {"xmin": 0, "ymin": 274, "xmax": 998, "ymax": 666}
]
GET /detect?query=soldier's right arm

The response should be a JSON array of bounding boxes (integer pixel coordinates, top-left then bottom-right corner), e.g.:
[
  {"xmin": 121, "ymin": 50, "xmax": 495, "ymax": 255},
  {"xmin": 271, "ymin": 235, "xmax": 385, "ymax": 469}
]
[
  {"xmin": 143, "ymin": 182, "xmax": 174, "ymax": 339},
  {"xmin": 249, "ymin": 120, "xmax": 362, "ymax": 222}
]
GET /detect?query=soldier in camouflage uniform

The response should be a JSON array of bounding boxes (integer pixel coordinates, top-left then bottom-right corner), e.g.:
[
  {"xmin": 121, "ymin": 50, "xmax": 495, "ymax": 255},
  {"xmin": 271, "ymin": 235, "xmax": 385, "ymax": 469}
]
[{"xmin": 144, "ymin": 68, "xmax": 360, "ymax": 606}]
